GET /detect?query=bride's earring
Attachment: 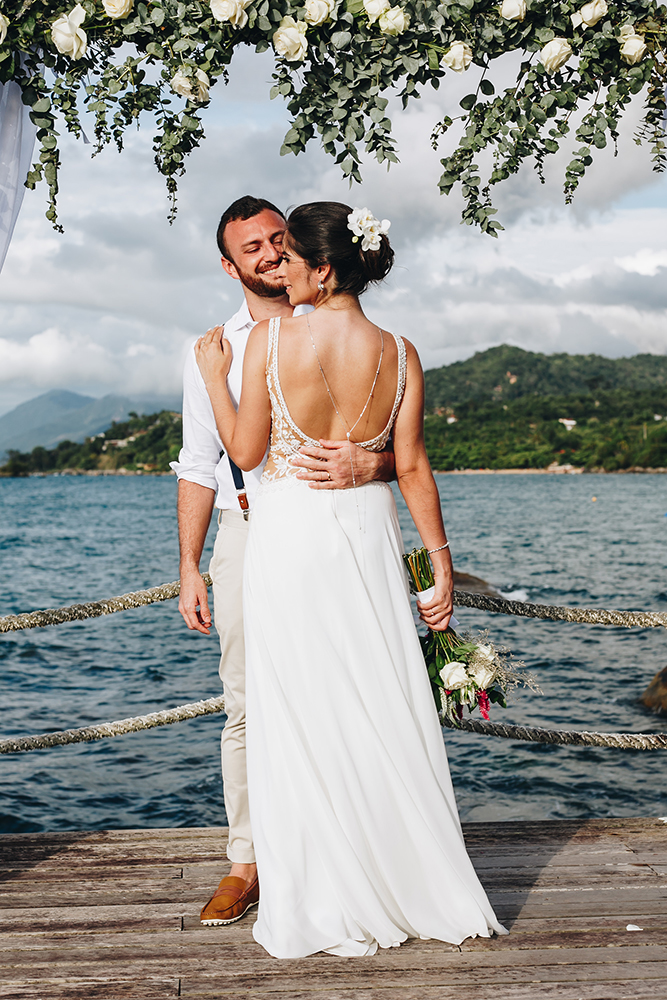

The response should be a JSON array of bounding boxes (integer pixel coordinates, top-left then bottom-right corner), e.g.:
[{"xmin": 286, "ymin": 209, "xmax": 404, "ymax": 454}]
[{"xmin": 317, "ymin": 280, "xmax": 325, "ymax": 292}]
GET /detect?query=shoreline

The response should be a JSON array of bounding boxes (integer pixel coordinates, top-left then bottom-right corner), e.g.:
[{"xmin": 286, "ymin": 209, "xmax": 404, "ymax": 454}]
[
  {"xmin": 2, "ymin": 465, "xmax": 667, "ymax": 479},
  {"xmin": 435, "ymin": 466, "xmax": 667, "ymax": 475}
]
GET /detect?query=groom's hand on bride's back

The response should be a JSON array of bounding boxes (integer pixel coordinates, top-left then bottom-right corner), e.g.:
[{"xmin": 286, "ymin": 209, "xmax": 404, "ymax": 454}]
[{"xmin": 292, "ymin": 441, "xmax": 395, "ymax": 490}]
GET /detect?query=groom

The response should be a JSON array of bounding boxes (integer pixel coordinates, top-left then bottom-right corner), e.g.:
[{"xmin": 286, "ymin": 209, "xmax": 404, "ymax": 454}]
[{"xmin": 172, "ymin": 195, "xmax": 395, "ymax": 926}]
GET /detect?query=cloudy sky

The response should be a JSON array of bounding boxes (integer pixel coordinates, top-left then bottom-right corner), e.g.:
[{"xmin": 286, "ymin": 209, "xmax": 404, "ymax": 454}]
[{"xmin": 1, "ymin": 46, "xmax": 667, "ymax": 415}]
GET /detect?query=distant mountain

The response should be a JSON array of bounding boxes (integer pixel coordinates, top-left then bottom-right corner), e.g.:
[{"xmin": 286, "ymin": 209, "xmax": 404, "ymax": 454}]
[
  {"xmin": 423, "ymin": 346, "xmax": 667, "ymax": 412},
  {"xmin": 0, "ymin": 390, "xmax": 182, "ymax": 460}
]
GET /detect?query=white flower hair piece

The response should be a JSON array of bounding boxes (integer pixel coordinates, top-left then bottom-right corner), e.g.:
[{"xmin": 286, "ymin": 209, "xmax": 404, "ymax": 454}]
[{"xmin": 347, "ymin": 207, "xmax": 391, "ymax": 251}]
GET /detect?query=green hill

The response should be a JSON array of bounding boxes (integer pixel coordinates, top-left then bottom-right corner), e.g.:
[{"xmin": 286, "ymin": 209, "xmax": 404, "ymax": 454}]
[
  {"xmin": 3, "ymin": 348, "xmax": 667, "ymax": 476},
  {"xmin": 425, "ymin": 388, "xmax": 667, "ymax": 471},
  {"xmin": 0, "ymin": 411, "xmax": 183, "ymax": 476},
  {"xmin": 424, "ymin": 346, "xmax": 667, "ymax": 412}
]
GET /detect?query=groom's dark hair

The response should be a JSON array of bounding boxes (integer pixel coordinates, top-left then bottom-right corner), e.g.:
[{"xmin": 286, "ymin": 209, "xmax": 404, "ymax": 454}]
[{"xmin": 216, "ymin": 196, "xmax": 285, "ymax": 261}]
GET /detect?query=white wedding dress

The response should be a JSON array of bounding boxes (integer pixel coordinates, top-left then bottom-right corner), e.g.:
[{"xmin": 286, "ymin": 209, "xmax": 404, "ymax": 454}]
[{"xmin": 243, "ymin": 317, "xmax": 506, "ymax": 958}]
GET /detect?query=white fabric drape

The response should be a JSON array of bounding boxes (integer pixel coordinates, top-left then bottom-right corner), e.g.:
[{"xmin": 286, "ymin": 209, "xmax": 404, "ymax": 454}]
[{"xmin": 0, "ymin": 80, "xmax": 37, "ymax": 273}]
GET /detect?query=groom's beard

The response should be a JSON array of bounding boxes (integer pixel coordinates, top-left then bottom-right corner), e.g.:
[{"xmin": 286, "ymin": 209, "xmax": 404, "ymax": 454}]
[{"xmin": 237, "ymin": 265, "xmax": 287, "ymax": 299}]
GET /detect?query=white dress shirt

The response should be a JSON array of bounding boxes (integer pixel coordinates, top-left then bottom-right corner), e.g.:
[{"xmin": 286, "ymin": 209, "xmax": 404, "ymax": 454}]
[{"xmin": 170, "ymin": 298, "xmax": 311, "ymax": 511}]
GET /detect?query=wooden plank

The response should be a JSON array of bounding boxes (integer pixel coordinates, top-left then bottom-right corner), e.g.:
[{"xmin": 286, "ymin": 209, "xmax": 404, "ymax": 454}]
[
  {"xmin": 0, "ymin": 978, "xmax": 178, "ymax": 999},
  {"xmin": 0, "ymin": 880, "xmax": 206, "ymax": 909},
  {"xmin": 181, "ymin": 988, "xmax": 667, "ymax": 1000},
  {"xmin": 0, "ymin": 865, "xmax": 184, "ymax": 883},
  {"xmin": 468, "ymin": 850, "xmax": 639, "ymax": 868},
  {"xmin": 0, "ymin": 904, "xmax": 190, "ymax": 933},
  {"xmin": 1, "ymin": 819, "xmax": 667, "ymax": 999},
  {"xmin": 7, "ymin": 958, "xmax": 667, "ymax": 990},
  {"xmin": 3, "ymin": 942, "xmax": 666, "ymax": 971}
]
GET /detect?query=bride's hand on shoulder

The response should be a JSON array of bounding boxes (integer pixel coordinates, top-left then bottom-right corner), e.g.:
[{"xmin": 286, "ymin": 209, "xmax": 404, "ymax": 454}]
[{"xmin": 195, "ymin": 325, "xmax": 233, "ymax": 386}]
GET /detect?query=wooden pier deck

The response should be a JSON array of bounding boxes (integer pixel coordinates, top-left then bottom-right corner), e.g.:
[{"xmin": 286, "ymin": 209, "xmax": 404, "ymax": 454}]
[{"xmin": 1, "ymin": 817, "xmax": 666, "ymax": 999}]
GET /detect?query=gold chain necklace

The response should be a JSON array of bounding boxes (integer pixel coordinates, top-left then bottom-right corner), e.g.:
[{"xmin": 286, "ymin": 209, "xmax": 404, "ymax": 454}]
[{"xmin": 306, "ymin": 313, "xmax": 384, "ymax": 491}]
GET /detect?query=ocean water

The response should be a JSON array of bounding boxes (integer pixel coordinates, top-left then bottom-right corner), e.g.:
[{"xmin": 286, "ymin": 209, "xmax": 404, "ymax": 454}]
[{"xmin": 1, "ymin": 473, "xmax": 666, "ymax": 834}]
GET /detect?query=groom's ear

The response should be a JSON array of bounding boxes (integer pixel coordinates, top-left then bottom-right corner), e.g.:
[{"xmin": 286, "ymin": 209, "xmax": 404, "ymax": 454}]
[{"xmin": 221, "ymin": 255, "xmax": 240, "ymax": 281}]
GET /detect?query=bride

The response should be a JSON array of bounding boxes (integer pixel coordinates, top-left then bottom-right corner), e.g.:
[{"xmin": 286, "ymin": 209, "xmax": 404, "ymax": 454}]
[{"xmin": 195, "ymin": 201, "xmax": 506, "ymax": 959}]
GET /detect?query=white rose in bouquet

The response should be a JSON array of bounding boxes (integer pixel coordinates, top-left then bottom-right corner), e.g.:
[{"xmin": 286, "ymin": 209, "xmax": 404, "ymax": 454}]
[
  {"xmin": 210, "ymin": 0, "xmax": 251, "ymax": 29},
  {"xmin": 441, "ymin": 41, "xmax": 473, "ymax": 73},
  {"xmin": 364, "ymin": 0, "xmax": 390, "ymax": 24},
  {"xmin": 619, "ymin": 24, "xmax": 647, "ymax": 65},
  {"xmin": 499, "ymin": 0, "xmax": 526, "ymax": 22},
  {"xmin": 440, "ymin": 661, "xmax": 470, "ymax": 690},
  {"xmin": 0, "ymin": 12, "xmax": 10, "ymax": 44},
  {"xmin": 540, "ymin": 38, "xmax": 573, "ymax": 74},
  {"xmin": 571, "ymin": 0, "xmax": 607, "ymax": 30},
  {"xmin": 273, "ymin": 17, "xmax": 308, "ymax": 62},
  {"xmin": 378, "ymin": 6, "xmax": 410, "ymax": 36},
  {"xmin": 51, "ymin": 4, "xmax": 87, "ymax": 60},
  {"xmin": 102, "ymin": 0, "xmax": 134, "ymax": 18},
  {"xmin": 468, "ymin": 645, "xmax": 497, "ymax": 690},
  {"xmin": 304, "ymin": 0, "xmax": 334, "ymax": 26}
]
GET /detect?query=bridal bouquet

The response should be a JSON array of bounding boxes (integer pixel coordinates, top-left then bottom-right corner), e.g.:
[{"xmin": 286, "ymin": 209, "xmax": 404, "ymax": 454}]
[{"xmin": 403, "ymin": 547, "xmax": 538, "ymax": 726}]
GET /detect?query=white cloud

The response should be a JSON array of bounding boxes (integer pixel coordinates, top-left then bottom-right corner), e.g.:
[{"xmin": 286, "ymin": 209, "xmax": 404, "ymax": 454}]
[
  {"xmin": 1, "ymin": 46, "xmax": 667, "ymax": 414},
  {"xmin": 615, "ymin": 248, "xmax": 667, "ymax": 277}
]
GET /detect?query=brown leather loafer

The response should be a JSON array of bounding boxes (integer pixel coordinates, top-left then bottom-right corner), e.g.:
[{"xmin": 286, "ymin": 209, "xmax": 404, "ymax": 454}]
[{"xmin": 200, "ymin": 874, "xmax": 260, "ymax": 926}]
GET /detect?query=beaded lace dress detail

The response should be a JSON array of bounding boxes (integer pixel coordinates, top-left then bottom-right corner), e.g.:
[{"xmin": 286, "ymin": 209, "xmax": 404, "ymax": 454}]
[{"xmin": 261, "ymin": 316, "xmax": 407, "ymax": 485}]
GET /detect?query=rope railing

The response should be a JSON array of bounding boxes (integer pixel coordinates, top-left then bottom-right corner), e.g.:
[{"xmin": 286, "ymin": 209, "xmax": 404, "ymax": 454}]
[
  {"xmin": 1, "ymin": 578, "xmax": 665, "ymax": 633},
  {"xmin": 0, "ymin": 696, "xmax": 226, "ymax": 754},
  {"xmin": 2, "ymin": 695, "xmax": 665, "ymax": 753},
  {"xmin": 442, "ymin": 716, "xmax": 667, "ymax": 750},
  {"xmin": 0, "ymin": 576, "xmax": 212, "ymax": 633},
  {"xmin": 2, "ymin": 578, "xmax": 665, "ymax": 754}
]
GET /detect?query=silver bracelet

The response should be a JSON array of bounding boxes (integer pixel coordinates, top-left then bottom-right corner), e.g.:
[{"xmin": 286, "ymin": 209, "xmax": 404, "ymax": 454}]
[{"xmin": 428, "ymin": 542, "xmax": 450, "ymax": 554}]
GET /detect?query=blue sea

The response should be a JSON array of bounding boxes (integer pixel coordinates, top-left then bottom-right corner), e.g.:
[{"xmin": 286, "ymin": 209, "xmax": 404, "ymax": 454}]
[{"xmin": 1, "ymin": 473, "xmax": 666, "ymax": 834}]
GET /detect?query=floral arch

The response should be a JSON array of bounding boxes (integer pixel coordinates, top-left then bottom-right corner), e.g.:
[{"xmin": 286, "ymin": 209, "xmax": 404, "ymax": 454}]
[{"xmin": 0, "ymin": 0, "xmax": 665, "ymax": 233}]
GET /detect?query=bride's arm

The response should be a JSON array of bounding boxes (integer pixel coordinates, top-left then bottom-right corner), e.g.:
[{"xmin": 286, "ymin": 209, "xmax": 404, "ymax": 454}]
[
  {"xmin": 393, "ymin": 339, "xmax": 453, "ymax": 632},
  {"xmin": 195, "ymin": 322, "xmax": 271, "ymax": 471}
]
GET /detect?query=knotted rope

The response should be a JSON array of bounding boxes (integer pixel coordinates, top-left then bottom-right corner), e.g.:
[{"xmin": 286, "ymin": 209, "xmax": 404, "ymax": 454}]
[
  {"xmin": 1, "ymin": 578, "xmax": 664, "ymax": 633},
  {"xmin": 2, "ymin": 696, "xmax": 665, "ymax": 753},
  {"xmin": 0, "ymin": 696, "xmax": 226, "ymax": 754},
  {"xmin": 442, "ymin": 716, "xmax": 667, "ymax": 750}
]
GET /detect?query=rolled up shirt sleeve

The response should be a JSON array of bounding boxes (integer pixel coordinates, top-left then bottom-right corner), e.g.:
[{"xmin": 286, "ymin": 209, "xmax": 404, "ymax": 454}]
[{"xmin": 169, "ymin": 343, "xmax": 222, "ymax": 492}]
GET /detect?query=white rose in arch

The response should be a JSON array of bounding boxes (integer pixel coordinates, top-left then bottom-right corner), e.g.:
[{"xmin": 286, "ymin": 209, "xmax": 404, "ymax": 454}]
[
  {"xmin": 441, "ymin": 41, "xmax": 473, "ymax": 73},
  {"xmin": 499, "ymin": 0, "xmax": 526, "ymax": 22},
  {"xmin": 378, "ymin": 6, "xmax": 410, "ymax": 36},
  {"xmin": 193, "ymin": 68, "xmax": 210, "ymax": 103},
  {"xmin": 540, "ymin": 38, "xmax": 573, "ymax": 74},
  {"xmin": 571, "ymin": 0, "xmax": 607, "ymax": 30},
  {"xmin": 619, "ymin": 24, "xmax": 647, "ymax": 65},
  {"xmin": 440, "ymin": 661, "xmax": 470, "ymax": 690},
  {"xmin": 102, "ymin": 0, "xmax": 134, "ymax": 18},
  {"xmin": 364, "ymin": 0, "xmax": 390, "ymax": 24},
  {"xmin": 210, "ymin": 0, "xmax": 251, "ymax": 29},
  {"xmin": 171, "ymin": 68, "xmax": 193, "ymax": 99},
  {"xmin": 273, "ymin": 17, "xmax": 308, "ymax": 62},
  {"xmin": 0, "ymin": 12, "xmax": 9, "ymax": 44},
  {"xmin": 171, "ymin": 68, "xmax": 210, "ymax": 102},
  {"xmin": 304, "ymin": 0, "xmax": 334, "ymax": 27},
  {"xmin": 51, "ymin": 4, "xmax": 87, "ymax": 60}
]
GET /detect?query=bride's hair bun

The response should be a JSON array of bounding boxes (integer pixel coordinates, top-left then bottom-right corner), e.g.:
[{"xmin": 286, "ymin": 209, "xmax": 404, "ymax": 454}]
[{"xmin": 285, "ymin": 202, "xmax": 394, "ymax": 296}]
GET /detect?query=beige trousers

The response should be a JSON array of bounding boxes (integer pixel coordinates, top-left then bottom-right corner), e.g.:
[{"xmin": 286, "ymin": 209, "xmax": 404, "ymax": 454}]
[{"xmin": 209, "ymin": 508, "xmax": 254, "ymax": 864}]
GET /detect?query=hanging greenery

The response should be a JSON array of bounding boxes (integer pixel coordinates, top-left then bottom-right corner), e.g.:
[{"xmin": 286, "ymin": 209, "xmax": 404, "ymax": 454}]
[{"xmin": 0, "ymin": 1, "xmax": 665, "ymax": 233}]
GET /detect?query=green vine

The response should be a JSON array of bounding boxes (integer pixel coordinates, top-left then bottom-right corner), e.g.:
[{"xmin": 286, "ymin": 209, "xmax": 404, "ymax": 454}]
[{"xmin": 0, "ymin": 0, "xmax": 665, "ymax": 233}]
